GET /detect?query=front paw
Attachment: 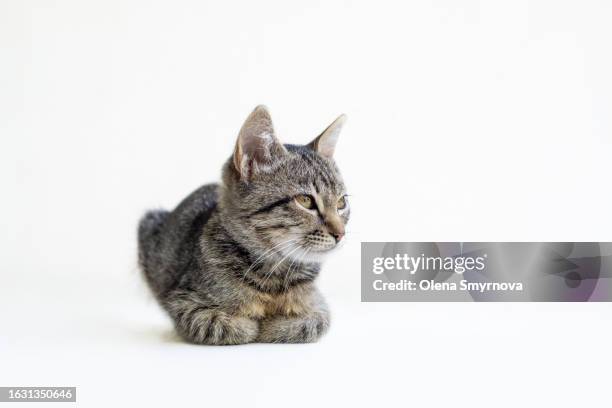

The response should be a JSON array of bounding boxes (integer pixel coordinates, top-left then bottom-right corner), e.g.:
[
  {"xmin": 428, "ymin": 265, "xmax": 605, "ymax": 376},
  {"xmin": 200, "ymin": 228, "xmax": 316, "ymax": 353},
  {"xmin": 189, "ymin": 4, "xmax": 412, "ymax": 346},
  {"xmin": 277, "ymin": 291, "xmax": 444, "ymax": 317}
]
[
  {"xmin": 176, "ymin": 311, "xmax": 259, "ymax": 345},
  {"xmin": 257, "ymin": 314, "xmax": 330, "ymax": 343}
]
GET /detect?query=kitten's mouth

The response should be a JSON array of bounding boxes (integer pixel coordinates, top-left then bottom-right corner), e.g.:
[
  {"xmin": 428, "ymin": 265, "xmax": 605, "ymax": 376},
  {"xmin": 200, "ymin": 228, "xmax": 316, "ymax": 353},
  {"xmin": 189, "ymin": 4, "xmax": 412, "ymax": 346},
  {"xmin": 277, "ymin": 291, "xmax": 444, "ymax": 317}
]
[
  {"xmin": 271, "ymin": 234, "xmax": 343, "ymax": 263},
  {"xmin": 310, "ymin": 245, "xmax": 338, "ymax": 254},
  {"xmin": 274, "ymin": 242, "xmax": 330, "ymax": 263},
  {"xmin": 300, "ymin": 241, "xmax": 343, "ymax": 260}
]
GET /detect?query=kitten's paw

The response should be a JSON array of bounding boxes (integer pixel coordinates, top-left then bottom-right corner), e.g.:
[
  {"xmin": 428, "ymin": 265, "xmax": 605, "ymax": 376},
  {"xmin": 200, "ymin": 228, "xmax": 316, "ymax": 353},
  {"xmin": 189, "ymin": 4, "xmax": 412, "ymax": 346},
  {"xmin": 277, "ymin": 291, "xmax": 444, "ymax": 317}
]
[
  {"xmin": 257, "ymin": 314, "xmax": 330, "ymax": 343},
  {"xmin": 177, "ymin": 310, "xmax": 259, "ymax": 345}
]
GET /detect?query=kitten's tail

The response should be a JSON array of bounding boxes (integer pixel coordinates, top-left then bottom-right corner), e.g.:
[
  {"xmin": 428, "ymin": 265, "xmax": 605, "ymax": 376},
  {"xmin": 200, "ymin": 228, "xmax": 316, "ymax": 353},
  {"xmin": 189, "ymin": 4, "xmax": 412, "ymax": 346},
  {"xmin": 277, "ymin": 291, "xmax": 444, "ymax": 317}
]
[{"xmin": 138, "ymin": 209, "xmax": 170, "ymax": 296}]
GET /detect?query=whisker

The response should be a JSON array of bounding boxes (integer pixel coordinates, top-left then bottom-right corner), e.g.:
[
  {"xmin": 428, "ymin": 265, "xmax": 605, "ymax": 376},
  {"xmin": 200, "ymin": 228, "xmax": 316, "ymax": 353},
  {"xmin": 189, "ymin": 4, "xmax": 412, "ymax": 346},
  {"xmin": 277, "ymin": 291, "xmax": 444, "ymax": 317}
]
[
  {"xmin": 241, "ymin": 238, "xmax": 299, "ymax": 282},
  {"xmin": 261, "ymin": 243, "xmax": 302, "ymax": 287},
  {"xmin": 283, "ymin": 246, "xmax": 304, "ymax": 290}
]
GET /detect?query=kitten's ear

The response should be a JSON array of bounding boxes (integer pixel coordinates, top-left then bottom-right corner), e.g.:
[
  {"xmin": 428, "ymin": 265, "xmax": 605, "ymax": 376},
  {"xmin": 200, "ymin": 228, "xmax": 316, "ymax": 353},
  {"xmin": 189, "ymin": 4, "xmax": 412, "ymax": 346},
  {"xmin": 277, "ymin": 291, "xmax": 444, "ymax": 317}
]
[
  {"xmin": 233, "ymin": 105, "xmax": 286, "ymax": 179},
  {"xmin": 308, "ymin": 114, "xmax": 347, "ymax": 158}
]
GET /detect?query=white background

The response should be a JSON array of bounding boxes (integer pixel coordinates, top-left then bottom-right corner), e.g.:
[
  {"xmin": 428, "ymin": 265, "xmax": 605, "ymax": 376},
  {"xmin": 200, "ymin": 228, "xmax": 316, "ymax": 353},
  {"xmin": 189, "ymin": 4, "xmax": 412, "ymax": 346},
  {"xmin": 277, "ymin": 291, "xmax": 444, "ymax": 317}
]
[{"xmin": 1, "ymin": 1, "xmax": 611, "ymax": 407}]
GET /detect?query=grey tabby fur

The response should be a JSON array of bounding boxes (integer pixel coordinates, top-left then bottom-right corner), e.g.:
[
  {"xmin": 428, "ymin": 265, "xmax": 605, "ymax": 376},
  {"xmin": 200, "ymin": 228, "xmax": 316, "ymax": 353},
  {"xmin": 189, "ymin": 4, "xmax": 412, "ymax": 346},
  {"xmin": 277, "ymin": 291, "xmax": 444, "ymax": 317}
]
[{"xmin": 138, "ymin": 105, "xmax": 349, "ymax": 345}]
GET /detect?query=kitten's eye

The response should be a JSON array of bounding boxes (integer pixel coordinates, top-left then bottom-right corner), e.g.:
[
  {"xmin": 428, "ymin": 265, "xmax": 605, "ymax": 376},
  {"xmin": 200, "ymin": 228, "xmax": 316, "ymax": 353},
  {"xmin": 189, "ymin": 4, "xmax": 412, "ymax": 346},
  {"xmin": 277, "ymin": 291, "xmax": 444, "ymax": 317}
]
[
  {"xmin": 296, "ymin": 194, "xmax": 315, "ymax": 209},
  {"xmin": 337, "ymin": 195, "xmax": 347, "ymax": 210}
]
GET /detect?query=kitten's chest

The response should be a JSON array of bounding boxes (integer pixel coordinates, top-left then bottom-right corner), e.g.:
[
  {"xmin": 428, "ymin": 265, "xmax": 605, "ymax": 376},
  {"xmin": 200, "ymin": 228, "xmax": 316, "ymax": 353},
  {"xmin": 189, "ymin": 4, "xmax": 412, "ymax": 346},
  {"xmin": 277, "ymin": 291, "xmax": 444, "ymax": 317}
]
[{"xmin": 240, "ymin": 285, "xmax": 312, "ymax": 319}]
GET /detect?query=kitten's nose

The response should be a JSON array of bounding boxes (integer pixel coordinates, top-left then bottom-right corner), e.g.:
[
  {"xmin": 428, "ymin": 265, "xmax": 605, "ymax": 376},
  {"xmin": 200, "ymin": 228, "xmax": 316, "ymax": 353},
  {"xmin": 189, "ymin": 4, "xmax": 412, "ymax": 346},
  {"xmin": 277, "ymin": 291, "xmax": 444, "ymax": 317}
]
[
  {"xmin": 325, "ymin": 215, "xmax": 345, "ymax": 243},
  {"xmin": 330, "ymin": 231, "xmax": 345, "ymax": 243}
]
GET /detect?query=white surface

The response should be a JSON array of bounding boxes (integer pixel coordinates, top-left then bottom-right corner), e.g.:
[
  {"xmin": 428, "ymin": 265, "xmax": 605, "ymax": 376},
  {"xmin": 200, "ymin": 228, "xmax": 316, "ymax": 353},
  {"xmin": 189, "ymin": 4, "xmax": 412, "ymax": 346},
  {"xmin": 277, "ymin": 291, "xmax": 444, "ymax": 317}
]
[{"xmin": 1, "ymin": 1, "xmax": 611, "ymax": 407}]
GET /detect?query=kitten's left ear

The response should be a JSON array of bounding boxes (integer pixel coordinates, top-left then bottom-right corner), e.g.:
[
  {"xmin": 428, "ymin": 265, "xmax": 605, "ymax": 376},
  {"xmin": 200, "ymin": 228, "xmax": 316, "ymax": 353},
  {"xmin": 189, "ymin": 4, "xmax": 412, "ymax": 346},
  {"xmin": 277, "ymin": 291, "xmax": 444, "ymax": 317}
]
[{"xmin": 308, "ymin": 114, "xmax": 347, "ymax": 159}]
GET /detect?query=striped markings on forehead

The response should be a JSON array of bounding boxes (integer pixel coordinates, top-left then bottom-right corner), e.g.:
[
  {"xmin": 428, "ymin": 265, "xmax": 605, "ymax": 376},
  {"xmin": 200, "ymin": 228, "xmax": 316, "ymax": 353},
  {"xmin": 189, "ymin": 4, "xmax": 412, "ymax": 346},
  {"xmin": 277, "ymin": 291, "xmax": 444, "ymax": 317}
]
[
  {"xmin": 297, "ymin": 151, "xmax": 345, "ymax": 207},
  {"xmin": 296, "ymin": 151, "xmax": 338, "ymax": 191}
]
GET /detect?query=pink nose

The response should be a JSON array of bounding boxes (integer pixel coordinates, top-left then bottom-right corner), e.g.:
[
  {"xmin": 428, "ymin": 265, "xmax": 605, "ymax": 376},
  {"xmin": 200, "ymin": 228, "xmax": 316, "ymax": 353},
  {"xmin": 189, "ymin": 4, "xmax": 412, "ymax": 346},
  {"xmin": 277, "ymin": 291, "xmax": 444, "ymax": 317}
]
[
  {"xmin": 328, "ymin": 227, "xmax": 344, "ymax": 242},
  {"xmin": 330, "ymin": 230, "xmax": 344, "ymax": 243}
]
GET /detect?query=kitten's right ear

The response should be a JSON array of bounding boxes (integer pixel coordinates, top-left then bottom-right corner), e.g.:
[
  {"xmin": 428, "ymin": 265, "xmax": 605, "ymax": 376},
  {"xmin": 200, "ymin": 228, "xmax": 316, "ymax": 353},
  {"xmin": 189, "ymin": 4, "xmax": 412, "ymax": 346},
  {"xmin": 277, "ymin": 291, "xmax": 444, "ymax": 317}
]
[{"xmin": 233, "ymin": 105, "xmax": 286, "ymax": 180}]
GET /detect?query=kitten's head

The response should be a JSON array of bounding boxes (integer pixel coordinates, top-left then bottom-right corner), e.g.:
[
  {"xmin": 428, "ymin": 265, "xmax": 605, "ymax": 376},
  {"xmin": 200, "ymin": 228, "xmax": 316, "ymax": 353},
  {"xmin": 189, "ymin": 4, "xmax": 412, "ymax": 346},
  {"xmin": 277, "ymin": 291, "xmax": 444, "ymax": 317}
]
[{"xmin": 221, "ymin": 105, "xmax": 349, "ymax": 263}]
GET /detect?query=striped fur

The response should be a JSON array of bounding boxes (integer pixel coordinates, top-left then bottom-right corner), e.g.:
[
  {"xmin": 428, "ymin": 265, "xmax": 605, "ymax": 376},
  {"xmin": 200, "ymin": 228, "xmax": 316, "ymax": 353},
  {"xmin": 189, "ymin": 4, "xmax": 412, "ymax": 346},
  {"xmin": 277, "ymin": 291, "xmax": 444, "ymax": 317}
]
[{"xmin": 138, "ymin": 106, "xmax": 349, "ymax": 344}]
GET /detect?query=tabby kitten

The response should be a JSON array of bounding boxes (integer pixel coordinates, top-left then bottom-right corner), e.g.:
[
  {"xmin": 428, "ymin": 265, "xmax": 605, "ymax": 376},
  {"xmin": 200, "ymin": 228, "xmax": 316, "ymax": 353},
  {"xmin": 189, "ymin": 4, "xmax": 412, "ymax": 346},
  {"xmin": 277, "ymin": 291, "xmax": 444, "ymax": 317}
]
[{"xmin": 138, "ymin": 106, "xmax": 349, "ymax": 344}]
